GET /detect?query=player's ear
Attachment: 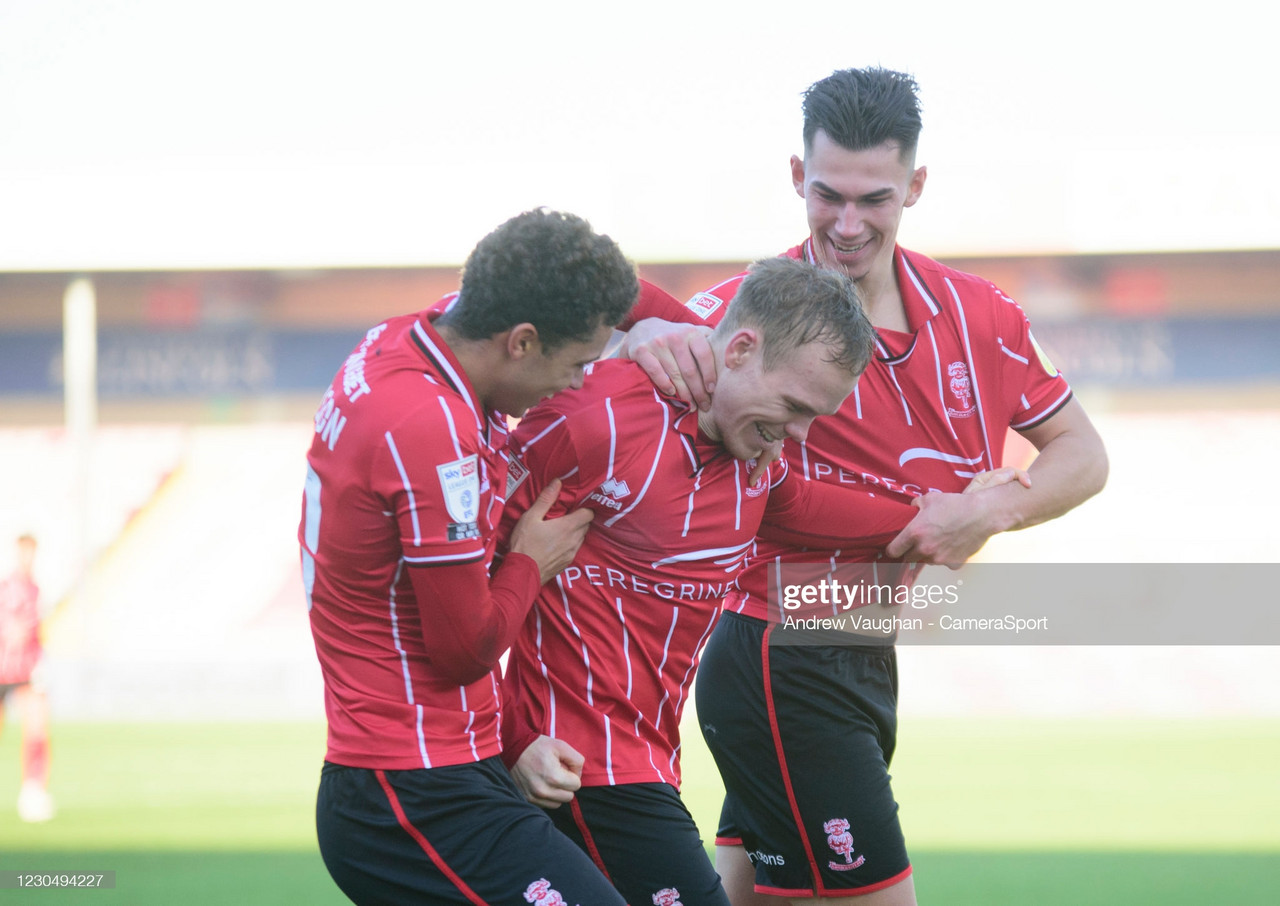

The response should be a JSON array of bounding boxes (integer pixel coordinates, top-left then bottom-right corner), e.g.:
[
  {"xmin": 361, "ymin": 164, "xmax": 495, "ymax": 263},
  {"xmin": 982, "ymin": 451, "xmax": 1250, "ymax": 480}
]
[
  {"xmin": 506, "ymin": 323, "xmax": 540, "ymax": 360},
  {"xmin": 905, "ymin": 165, "xmax": 927, "ymax": 208},
  {"xmin": 723, "ymin": 328, "xmax": 760, "ymax": 370},
  {"xmin": 790, "ymin": 154, "xmax": 806, "ymax": 198}
]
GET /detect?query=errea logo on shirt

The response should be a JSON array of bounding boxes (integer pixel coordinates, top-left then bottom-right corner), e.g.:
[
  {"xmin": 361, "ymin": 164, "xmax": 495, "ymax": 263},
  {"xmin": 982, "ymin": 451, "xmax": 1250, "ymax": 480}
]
[
  {"xmin": 587, "ymin": 477, "xmax": 630, "ymax": 511},
  {"xmin": 600, "ymin": 477, "xmax": 630, "ymax": 499}
]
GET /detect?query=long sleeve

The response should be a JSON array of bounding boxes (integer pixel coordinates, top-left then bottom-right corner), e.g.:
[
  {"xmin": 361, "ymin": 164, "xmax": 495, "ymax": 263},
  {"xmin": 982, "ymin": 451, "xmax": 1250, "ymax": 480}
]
[
  {"xmin": 760, "ymin": 473, "xmax": 915, "ymax": 554},
  {"xmin": 408, "ymin": 552, "xmax": 542, "ymax": 686}
]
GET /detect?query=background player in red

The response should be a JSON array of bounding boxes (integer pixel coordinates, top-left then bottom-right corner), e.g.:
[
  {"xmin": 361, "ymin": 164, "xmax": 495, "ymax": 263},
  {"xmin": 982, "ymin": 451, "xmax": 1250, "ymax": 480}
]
[
  {"xmin": 301, "ymin": 209, "xmax": 639, "ymax": 905},
  {"xmin": 499, "ymin": 258, "xmax": 1029, "ymax": 906},
  {"xmin": 621, "ymin": 68, "xmax": 1109, "ymax": 904},
  {"xmin": 0, "ymin": 532, "xmax": 54, "ymax": 823}
]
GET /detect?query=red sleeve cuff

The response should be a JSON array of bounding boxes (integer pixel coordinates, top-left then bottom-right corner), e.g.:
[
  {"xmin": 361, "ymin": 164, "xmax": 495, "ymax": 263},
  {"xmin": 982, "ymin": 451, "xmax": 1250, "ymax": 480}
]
[{"xmin": 500, "ymin": 726, "xmax": 540, "ymax": 770}]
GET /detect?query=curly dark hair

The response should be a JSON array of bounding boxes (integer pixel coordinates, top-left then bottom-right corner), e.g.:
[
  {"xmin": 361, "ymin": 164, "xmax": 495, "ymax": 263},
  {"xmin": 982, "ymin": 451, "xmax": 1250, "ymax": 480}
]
[
  {"xmin": 802, "ymin": 67, "xmax": 923, "ymax": 160},
  {"xmin": 714, "ymin": 256, "xmax": 874, "ymax": 377},
  {"xmin": 440, "ymin": 209, "xmax": 638, "ymax": 351}
]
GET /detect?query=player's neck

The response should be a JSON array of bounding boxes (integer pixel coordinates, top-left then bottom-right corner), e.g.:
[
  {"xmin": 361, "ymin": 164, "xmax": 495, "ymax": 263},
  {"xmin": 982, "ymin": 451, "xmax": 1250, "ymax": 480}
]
[
  {"xmin": 695, "ymin": 347, "xmax": 727, "ymax": 441},
  {"xmin": 433, "ymin": 324, "xmax": 500, "ymax": 409},
  {"xmin": 857, "ymin": 269, "xmax": 910, "ymax": 333}
]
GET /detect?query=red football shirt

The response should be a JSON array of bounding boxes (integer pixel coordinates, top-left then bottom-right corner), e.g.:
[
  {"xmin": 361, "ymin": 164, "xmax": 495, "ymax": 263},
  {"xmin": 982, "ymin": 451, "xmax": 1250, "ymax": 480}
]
[
  {"xmin": 0, "ymin": 570, "xmax": 40, "ymax": 684},
  {"xmin": 499, "ymin": 360, "xmax": 912, "ymax": 787},
  {"xmin": 302, "ymin": 310, "xmax": 536, "ymax": 770},
  {"xmin": 644, "ymin": 241, "xmax": 1074, "ymax": 620}
]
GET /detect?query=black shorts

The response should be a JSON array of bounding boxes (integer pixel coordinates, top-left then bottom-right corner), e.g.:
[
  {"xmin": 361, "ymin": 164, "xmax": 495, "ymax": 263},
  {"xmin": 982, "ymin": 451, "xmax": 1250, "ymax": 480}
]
[
  {"xmin": 548, "ymin": 782, "xmax": 729, "ymax": 906},
  {"xmin": 316, "ymin": 758, "xmax": 625, "ymax": 906},
  {"xmin": 695, "ymin": 611, "xmax": 912, "ymax": 897}
]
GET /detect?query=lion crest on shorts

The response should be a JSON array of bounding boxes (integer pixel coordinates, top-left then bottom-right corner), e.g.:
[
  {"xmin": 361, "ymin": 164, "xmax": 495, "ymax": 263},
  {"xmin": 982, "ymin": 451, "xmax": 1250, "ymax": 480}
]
[
  {"xmin": 824, "ymin": 817, "xmax": 866, "ymax": 871},
  {"xmin": 523, "ymin": 879, "xmax": 570, "ymax": 906},
  {"xmin": 651, "ymin": 887, "xmax": 683, "ymax": 906}
]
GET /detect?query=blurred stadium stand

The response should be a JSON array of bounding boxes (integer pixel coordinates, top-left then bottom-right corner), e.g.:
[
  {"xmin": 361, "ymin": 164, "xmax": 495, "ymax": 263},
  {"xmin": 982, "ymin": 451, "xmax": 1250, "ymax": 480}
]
[{"xmin": 2, "ymin": 250, "xmax": 1278, "ymax": 720}]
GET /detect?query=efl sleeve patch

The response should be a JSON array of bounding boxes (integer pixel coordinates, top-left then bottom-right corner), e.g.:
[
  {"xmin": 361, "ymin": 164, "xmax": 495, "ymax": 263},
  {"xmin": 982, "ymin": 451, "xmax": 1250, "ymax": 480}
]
[{"xmin": 436, "ymin": 454, "xmax": 480, "ymax": 523}]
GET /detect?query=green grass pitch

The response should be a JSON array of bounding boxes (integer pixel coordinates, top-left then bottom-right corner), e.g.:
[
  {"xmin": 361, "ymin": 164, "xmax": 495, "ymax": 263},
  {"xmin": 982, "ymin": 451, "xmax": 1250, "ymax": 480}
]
[{"xmin": 0, "ymin": 717, "xmax": 1277, "ymax": 904}]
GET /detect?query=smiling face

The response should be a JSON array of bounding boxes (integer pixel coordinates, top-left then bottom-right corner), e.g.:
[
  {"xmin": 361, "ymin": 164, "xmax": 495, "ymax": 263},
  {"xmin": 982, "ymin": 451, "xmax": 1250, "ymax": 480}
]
[
  {"xmin": 701, "ymin": 330, "xmax": 858, "ymax": 462},
  {"xmin": 792, "ymin": 130, "xmax": 926, "ymax": 287},
  {"xmin": 498, "ymin": 321, "xmax": 616, "ymax": 417}
]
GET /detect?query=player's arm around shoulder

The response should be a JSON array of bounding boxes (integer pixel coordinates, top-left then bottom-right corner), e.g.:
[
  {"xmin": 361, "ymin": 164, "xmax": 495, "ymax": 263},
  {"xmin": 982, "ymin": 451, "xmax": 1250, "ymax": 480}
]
[
  {"xmin": 613, "ymin": 278, "xmax": 729, "ymax": 411},
  {"xmin": 615, "ymin": 318, "xmax": 716, "ymax": 411}
]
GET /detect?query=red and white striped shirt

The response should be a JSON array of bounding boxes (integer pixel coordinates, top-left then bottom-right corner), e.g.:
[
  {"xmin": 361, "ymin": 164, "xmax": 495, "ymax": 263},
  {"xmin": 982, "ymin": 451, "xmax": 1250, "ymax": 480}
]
[
  {"xmin": 0, "ymin": 570, "xmax": 41, "ymax": 684},
  {"xmin": 302, "ymin": 309, "xmax": 534, "ymax": 770},
  {"xmin": 666, "ymin": 242, "xmax": 1073, "ymax": 620},
  {"xmin": 499, "ymin": 360, "xmax": 912, "ymax": 787}
]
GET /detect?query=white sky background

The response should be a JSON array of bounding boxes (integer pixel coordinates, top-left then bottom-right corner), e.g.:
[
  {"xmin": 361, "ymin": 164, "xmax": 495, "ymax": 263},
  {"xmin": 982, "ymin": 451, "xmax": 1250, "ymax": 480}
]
[{"xmin": 1, "ymin": 0, "xmax": 1277, "ymax": 271}]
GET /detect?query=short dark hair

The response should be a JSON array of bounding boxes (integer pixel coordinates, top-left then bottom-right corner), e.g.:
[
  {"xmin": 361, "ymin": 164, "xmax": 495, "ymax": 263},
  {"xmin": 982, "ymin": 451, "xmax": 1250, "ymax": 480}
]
[
  {"xmin": 802, "ymin": 67, "xmax": 923, "ymax": 159},
  {"xmin": 714, "ymin": 257, "xmax": 874, "ymax": 376},
  {"xmin": 441, "ymin": 208, "xmax": 638, "ymax": 351}
]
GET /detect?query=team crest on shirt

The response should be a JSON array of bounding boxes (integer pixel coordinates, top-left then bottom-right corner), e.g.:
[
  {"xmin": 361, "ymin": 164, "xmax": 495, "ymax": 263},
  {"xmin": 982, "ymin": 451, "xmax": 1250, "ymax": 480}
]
[
  {"xmin": 652, "ymin": 888, "xmax": 683, "ymax": 906},
  {"xmin": 946, "ymin": 362, "xmax": 975, "ymax": 418},
  {"xmin": 685, "ymin": 291, "xmax": 724, "ymax": 320},
  {"xmin": 744, "ymin": 460, "xmax": 767, "ymax": 497},
  {"xmin": 437, "ymin": 454, "xmax": 480, "ymax": 525},
  {"xmin": 523, "ymin": 879, "xmax": 573, "ymax": 906},
  {"xmin": 824, "ymin": 817, "xmax": 866, "ymax": 871}
]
